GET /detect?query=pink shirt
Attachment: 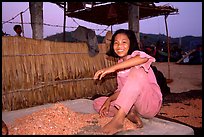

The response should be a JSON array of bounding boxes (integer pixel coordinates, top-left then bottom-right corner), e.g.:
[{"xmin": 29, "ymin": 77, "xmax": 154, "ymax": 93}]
[
  {"xmin": 93, "ymin": 50, "xmax": 163, "ymax": 118},
  {"xmin": 114, "ymin": 50, "xmax": 162, "ymax": 118},
  {"xmin": 116, "ymin": 50, "xmax": 159, "ymax": 93}
]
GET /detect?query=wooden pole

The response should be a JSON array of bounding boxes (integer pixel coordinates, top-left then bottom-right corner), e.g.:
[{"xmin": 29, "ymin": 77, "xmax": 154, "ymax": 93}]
[
  {"xmin": 176, "ymin": 49, "xmax": 196, "ymax": 64},
  {"xmin": 128, "ymin": 3, "xmax": 140, "ymax": 49},
  {"xmin": 164, "ymin": 14, "xmax": 173, "ymax": 83},
  {"xmin": 29, "ymin": 2, "xmax": 43, "ymax": 39},
  {"xmin": 63, "ymin": 2, "xmax": 66, "ymax": 42},
  {"xmin": 20, "ymin": 12, "xmax": 24, "ymax": 37}
]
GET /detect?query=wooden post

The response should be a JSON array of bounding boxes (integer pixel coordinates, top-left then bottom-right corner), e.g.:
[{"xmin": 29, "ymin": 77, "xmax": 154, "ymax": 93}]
[
  {"xmin": 164, "ymin": 14, "xmax": 173, "ymax": 83},
  {"xmin": 63, "ymin": 2, "xmax": 66, "ymax": 42},
  {"xmin": 128, "ymin": 3, "xmax": 140, "ymax": 49},
  {"xmin": 20, "ymin": 12, "xmax": 24, "ymax": 37},
  {"xmin": 29, "ymin": 2, "xmax": 43, "ymax": 39}
]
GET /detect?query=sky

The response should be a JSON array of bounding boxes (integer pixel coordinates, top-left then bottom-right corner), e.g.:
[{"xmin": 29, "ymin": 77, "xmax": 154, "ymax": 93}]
[{"xmin": 2, "ymin": 2, "xmax": 202, "ymax": 38}]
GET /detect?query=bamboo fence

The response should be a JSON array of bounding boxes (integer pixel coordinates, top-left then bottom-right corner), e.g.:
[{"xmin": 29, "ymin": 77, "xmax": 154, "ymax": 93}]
[{"xmin": 2, "ymin": 36, "xmax": 117, "ymax": 111}]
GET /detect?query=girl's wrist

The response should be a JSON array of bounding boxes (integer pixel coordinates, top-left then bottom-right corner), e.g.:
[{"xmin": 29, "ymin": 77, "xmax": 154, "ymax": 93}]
[{"xmin": 106, "ymin": 97, "xmax": 112, "ymax": 103}]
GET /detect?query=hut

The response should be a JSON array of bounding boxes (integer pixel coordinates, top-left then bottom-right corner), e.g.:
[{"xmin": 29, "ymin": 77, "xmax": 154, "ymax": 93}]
[{"xmin": 2, "ymin": 37, "xmax": 117, "ymax": 111}]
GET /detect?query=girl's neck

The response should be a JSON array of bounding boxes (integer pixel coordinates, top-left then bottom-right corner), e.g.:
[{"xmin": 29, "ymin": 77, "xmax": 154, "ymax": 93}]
[{"xmin": 121, "ymin": 55, "xmax": 128, "ymax": 61}]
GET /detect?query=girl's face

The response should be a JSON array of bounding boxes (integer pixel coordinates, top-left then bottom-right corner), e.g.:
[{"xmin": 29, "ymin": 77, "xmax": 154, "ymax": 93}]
[{"xmin": 113, "ymin": 33, "xmax": 130, "ymax": 59}]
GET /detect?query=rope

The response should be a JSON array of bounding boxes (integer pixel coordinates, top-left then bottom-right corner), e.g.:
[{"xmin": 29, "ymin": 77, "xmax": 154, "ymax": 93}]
[
  {"xmin": 98, "ymin": 25, "xmax": 110, "ymax": 35},
  {"xmin": 2, "ymin": 52, "xmax": 107, "ymax": 57},
  {"xmin": 2, "ymin": 76, "xmax": 116, "ymax": 95},
  {"xmin": 2, "ymin": 21, "xmax": 110, "ymax": 33},
  {"xmin": 2, "ymin": 21, "xmax": 77, "ymax": 28},
  {"xmin": 71, "ymin": 17, "xmax": 80, "ymax": 26},
  {"xmin": 70, "ymin": 17, "xmax": 110, "ymax": 35},
  {"xmin": 2, "ymin": 5, "xmax": 111, "ymax": 37},
  {"xmin": 2, "ymin": 6, "xmax": 110, "ymax": 35},
  {"xmin": 2, "ymin": 7, "xmax": 29, "ymax": 25}
]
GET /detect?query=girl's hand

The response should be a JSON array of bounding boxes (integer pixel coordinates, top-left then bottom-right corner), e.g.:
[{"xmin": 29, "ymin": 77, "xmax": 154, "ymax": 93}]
[
  {"xmin": 99, "ymin": 100, "xmax": 111, "ymax": 117},
  {"xmin": 93, "ymin": 67, "xmax": 115, "ymax": 80}
]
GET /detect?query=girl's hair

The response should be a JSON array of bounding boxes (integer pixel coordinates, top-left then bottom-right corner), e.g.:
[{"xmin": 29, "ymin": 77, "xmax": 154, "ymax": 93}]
[{"xmin": 106, "ymin": 29, "xmax": 139, "ymax": 58}]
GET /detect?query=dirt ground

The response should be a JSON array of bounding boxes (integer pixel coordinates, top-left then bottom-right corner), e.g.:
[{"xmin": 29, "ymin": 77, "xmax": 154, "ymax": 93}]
[
  {"xmin": 152, "ymin": 62, "xmax": 202, "ymax": 93},
  {"xmin": 152, "ymin": 62, "xmax": 202, "ymax": 135},
  {"xmin": 157, "ymin": 90, "xmax": 202, "ymax": 135}
]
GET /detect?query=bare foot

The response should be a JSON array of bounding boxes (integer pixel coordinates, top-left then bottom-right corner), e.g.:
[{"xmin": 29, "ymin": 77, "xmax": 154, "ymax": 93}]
[
  {"xmin": 97, "ymin": 107, "xmax": 126, "ymax": 134},
  {"xmin": 97, "ymin": 120, "xmax": 123, "ymax": 135},
  {"xmin": 127, "ymin": 111, "xmax": 143, "ymax": 128}
]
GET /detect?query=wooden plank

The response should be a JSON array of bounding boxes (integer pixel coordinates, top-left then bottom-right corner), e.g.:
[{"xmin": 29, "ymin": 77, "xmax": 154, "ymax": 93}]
[{"xmin": 176, "ymin": 49, "xmax": 196, "ymax": 64}]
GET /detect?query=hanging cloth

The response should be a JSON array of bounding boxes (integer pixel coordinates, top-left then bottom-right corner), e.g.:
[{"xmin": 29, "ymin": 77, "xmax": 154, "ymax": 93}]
[{"xmin": 71, "ymin": 26, "xmax": 99, "ymax": 57}]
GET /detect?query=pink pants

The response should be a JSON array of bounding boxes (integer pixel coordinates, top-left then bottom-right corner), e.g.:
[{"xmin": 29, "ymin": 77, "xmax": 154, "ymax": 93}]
[{"xmin": 93, "ymin": 67, "xmax": 162, "ymax": 118}]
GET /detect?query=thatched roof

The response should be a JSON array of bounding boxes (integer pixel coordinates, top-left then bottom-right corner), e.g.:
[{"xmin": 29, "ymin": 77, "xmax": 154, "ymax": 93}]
[{"xmin": 52, "ymin": 2, "xmax": 178, "ymax": 26}]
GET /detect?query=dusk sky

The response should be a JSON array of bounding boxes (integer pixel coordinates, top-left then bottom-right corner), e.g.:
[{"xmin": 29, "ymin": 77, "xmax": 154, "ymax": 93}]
[{"xmin": 2, "ymin": 2, "xmax": 202, "ymax": 38}]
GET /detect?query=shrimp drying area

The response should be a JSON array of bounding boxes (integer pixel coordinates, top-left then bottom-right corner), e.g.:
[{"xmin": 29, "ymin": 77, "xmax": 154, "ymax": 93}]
[
  {"xmin": 2, "ymin": 99, "xmax": 194, "ymax": 135},
  {"xmin": 2, "ymin": 37, "xmax": 194, "ymax": 135}
]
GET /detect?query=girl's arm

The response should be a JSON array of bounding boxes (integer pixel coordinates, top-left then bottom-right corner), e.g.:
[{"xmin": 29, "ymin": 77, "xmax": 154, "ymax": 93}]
[
  {"xmin": 111, "ymin": 55, "xmax": 148, "ymax": 72},
  {"xmin": 106, "ymin": 89, "xmax": 120, "ymax": 102},
  {"xmin": 99, "ymin": 90, "xmax": 120, "ymax": 117},
  {"xmin": 94, "ymin": 55, "xmax": 148, "ymax": 80}
]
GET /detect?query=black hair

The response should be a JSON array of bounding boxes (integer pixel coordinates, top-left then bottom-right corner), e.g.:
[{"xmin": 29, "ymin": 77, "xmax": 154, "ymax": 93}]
[
  {"xmin": 106, "ymin": 29, "xmax": 139, "ymax": 58},
  {"xmin": 13, "ymin": 25, "xmax": 21, "ymax": 31}
]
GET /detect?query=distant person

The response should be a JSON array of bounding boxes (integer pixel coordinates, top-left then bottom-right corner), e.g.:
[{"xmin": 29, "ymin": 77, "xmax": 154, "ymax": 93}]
[
  {"xmin": 13, "ymin": 25, "xmax": 22, "ymax": 37},
  {"xmin": 2, "ymin": 30, "xmax": 10, "ymax": 36},
  {"xmin": 2, "ymin": 30, "xmax": 6, "ymax": 36}
]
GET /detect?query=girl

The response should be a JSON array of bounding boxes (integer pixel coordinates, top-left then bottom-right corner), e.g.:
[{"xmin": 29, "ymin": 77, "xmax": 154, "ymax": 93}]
[{"xmin": 93, "ymin": 29, "xmax": 162, "ymax": 134}]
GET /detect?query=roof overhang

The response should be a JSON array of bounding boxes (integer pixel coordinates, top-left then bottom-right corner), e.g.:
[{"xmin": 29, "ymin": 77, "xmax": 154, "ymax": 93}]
[{"xmin": 52, "ymin": 2, "xmax": 179, "ymax": 26}]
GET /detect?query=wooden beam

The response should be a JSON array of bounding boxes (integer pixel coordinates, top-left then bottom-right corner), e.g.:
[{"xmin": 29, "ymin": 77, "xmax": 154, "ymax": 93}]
[
  {"xmin": 164, "ymin": 14, "xmax": 173, "ymax": 83},
  {"xmin": 128, "ymin": 3, "xmax": 140, "ymax": 49},
  {"xmin": 176, "ymin": 49, "xmax": 196, "ymax": 64},
  {"xmin": 63, "ymin": 2, "xmax": 66, "ymax": 42},
  {"xmin": 29, "ymin": 2, "xmax": 43, "ymax": 39},
  {"xmin": 20, "ymin": 12, "xmax": 24, "ymax": 37}
]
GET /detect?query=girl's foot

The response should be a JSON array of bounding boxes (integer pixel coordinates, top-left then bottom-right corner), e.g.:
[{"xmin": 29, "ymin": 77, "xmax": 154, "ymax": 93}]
[
  {"xmin": 127, "ymin": 110, "xmax": 143, "ymax": 128},
  {"xmin": 98, "ymin": 120, "xmax": 123, "ymax": 135},
  {"xmin": 97, "ymin": 107, "xmax": 126, "ymax": 134}
]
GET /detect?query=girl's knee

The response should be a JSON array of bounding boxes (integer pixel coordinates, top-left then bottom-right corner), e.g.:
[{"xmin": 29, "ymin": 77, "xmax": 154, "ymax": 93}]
[{"xmin": 129, "ymin": 67, "xmax": 147, "ymax": 81}]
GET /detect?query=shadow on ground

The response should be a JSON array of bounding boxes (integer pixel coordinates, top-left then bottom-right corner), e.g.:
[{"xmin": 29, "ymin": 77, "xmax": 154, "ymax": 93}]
[{"xmin": 157, "ymin": 90, "xmax": 202, "ymax": 135}]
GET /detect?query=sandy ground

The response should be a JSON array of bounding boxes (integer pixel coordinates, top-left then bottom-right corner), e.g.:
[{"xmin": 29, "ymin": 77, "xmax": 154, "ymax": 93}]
[
  {"xmin": 152, "ymin": 62, "xmax": 202, "ymax": 135},
  {"xmin": 157, "ymin": 90, "xmax": 202, "ymax": 134},
  {"xmin": 152, "ymin": 62, "xmax": 202, "ymax": 93}
]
